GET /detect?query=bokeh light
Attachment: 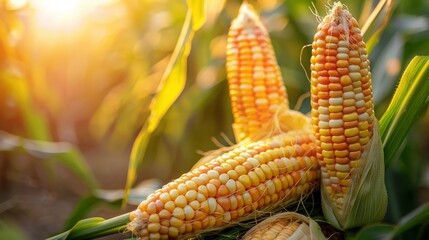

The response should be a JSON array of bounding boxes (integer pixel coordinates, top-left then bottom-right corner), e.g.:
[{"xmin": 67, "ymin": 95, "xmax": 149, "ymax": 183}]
[{"xmin": 30, "ymin": 0, "xmax": 92, "ymax": 30}]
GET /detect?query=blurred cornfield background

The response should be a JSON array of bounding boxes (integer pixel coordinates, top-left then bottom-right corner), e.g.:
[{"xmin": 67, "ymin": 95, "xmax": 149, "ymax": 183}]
[{"xmin": 0, "ymin": 0, "xmax": 428, "ymax": 239}]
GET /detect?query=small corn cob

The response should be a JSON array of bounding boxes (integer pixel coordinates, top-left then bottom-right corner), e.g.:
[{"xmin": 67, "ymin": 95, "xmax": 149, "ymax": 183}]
[
  {"xmin": 227, "ymin": 2, "xmax": 289, "ymax": 142},
  {"xmin": 310, "ymin": 2, "xmax": 386, "ymax": 229},
  {"xmin": 128, "ymin": 130, "xmax": 320, "ymax": 239},
  {"xmin": 242, "ymin": 212, "xmax": 327, "ymax": 240},
  {"xmin": 245, "ymin": 220, "xmax": 301, "ymax": 240}
]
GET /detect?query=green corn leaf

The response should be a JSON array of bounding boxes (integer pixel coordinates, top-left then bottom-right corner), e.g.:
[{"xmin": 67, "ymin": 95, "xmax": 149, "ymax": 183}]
[
  {"xmin": 0, "ymin": 57, "xmax": 51, "ymax": 142},
  {"xmin": 63, "ymin": 196, "xmax": 109, "ymax": 231},
  {"xmin": 0, "ymin": 220, "xmax": 29, "ymax": 240},
  {"xmin": 124, "ymin": 12, "xmax": 192, "ymax": 206},
  {"xmin": 65, "ymin": 179, "xmax": 162, "ymax": 229},
  {"xmin": 355, "ymin": 224, "xmax": 395, "ymax": 240},
  {"xmin": 48, "ymin": 214, "xmax": 130, "ymax": 240},
  {"xmin": 361, "ymin": 0, "xmax": 395, "ymax": 54},
  {"xmin": 0, "ymin": 131, "xmax": 97, "ymax": 190},
  {"xmin": 393, "ymin": 202, "xmax": 429, "ymax": 237},
  {"xmin": 379, "ymin": 55, "xmax": 429, "ymax": 166},
  {"xmin": 355, "ymin": 202, "xmax": 429, "ymax": 240},
  {"xmin": 124, "ymin": 1, "xmax": 206, "ymax": 205}
]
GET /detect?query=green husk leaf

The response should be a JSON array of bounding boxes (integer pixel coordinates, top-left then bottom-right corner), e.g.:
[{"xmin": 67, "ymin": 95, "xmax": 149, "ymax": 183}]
[
  {"xmin": 380, "ymin": 55, "xmax": 429, "ymax": 167},
  {"xmin": 322, "ymin": 119, "xmax": 387, "ymax": 230}
]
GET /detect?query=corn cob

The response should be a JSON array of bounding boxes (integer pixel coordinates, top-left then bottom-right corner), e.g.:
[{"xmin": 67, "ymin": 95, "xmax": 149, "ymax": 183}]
[
  {"xmin": 227, "ymin": 2, "xmax": 289, "ymax": 142},
  {"xmin": 128, "ymin": 130, "xmax": 320, "ymax": 239},
  {"xmin": 242, "ymin": 212, "xmax": 327, "ymax": 240},
  {"xmin": 310, "ymin": 1, "xmax": 374, "ymax": 213},
  {"xmin": 310, "ymin": 2, "xmax": 386, "ymax": 229},
  {"xmin": 245, "ymin": 220, "xmax": 301, "ymax": 240}
]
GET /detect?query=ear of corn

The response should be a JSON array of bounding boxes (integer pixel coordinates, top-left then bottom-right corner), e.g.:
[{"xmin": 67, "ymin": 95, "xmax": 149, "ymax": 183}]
[
  {"xmin": 128, "ymin": 130, "xmax": 320, "ymax": 239},
  {"xmin": 192, "ymin": 1, "xmax": 312, "ymax": 171},
  {"xmin": 310, "ymin": 2, "xmax": 387, "ymax": 230},
  {"xmin": 242, "ymin": 212, "xmax": 326, "ymax": 240},
  {"xmin": 226, "ymin": 2, "xmax": 290, "ymax": 142}
]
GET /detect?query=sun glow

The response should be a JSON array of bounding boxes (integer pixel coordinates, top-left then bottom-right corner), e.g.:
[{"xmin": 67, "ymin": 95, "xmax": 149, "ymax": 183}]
[
  {"xmin": 7, "ymin": 0, "xmax": 28, "ymax": 10},
  {"xmin": 31, "ymin": 0, "xmax": 91, "ymax": 30}
]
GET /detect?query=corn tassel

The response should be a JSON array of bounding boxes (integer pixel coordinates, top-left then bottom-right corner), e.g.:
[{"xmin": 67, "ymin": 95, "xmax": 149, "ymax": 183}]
[
  {"xmin": 128, "ymin": 130, "xmax": 320, "ymax": 239},
  {"xmin": 310, "ymin": 1, "xmax": 387, "ymax": 230},
  {"xmin": 226, "ymin": 2, "xmax": 290, "ymax": 142},
  {"xmin": 242, "ymin": 212, "xmax": 326, "ymax": 240}
]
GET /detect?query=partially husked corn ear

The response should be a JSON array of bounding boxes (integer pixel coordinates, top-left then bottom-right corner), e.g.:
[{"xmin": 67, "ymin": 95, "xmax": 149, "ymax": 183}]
[
  {"xmin": 128, "ymin": 130, "xmax": 320, "ymax": 239},
  {"xmin": 242, "ymin": 212, "xmax": 326, "ymax": 240},
  {"xmin": 227, "ymin": 2, "xmax": 289, "ymax": 142},
  {"xmin": 311, "ymin": 1, "xmax": 373, "ymax": 214},
  {"xmin": 310, "ymin": 1, "xmax": 387, "ymax": 230}
]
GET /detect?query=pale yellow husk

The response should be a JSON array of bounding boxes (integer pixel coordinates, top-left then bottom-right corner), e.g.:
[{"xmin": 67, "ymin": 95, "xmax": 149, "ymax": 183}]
[{"xmin": 321, "ymin": 119, "xmax": 387, "ymax": 230}]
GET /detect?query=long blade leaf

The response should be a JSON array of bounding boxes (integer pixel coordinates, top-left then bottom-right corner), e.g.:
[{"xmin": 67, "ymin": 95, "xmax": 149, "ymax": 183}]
[
  {"xmin": 379, "ymin": 55, "xmax": 429, "ymax": 166},
  {"xmin": 361, "ymin": 0, "xmax": 395, "ymax": 54},
  {"xmin": 0, "ymin": 131, "xmax": 97, "ymax": 190},
  {"xmin": 355, "ymin": 202, "xmax": 429, "ymax": 240},
  {"xmin": 188, "ymin": 0, "xmax": 207, "ymax": 30},
  {"xmin": 48, "ymin": 214, "xmax": 130, "ymax": 240},
  {"xmin": 123, "ymin": 1, "xmax": 206, "ymax": 204}
]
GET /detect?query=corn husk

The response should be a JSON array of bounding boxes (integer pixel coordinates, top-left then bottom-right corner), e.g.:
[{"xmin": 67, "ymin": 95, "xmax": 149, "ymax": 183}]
[
  {"xmin": 321, "ymin": 119, "xmax": 387, "ymax": 230},
  {"xmin": 242, "ymin": 212, "xmax": 327, "ymax": 240}
]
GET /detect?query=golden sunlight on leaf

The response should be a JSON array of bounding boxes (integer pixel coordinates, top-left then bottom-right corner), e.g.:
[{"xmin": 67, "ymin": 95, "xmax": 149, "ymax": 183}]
[{"xmin": 204, "ymin": 0, "xmax": 225, "ymax": 27}]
